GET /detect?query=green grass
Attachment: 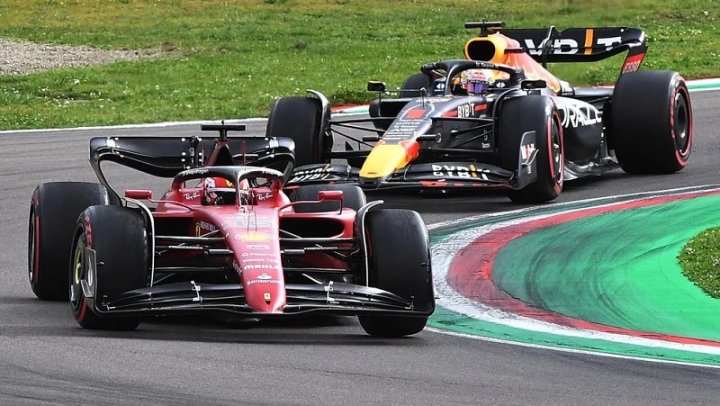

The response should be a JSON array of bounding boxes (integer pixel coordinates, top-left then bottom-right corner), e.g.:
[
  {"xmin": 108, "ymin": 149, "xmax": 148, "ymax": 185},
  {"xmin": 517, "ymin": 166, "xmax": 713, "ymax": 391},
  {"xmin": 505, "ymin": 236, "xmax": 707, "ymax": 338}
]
[
  {"xmin": 0, "ymin": 0, "xmax": 718, "ymax": 129},
  {"xmin": 679, "ymin": 227, "xmax": 720, "ymax": 298}
]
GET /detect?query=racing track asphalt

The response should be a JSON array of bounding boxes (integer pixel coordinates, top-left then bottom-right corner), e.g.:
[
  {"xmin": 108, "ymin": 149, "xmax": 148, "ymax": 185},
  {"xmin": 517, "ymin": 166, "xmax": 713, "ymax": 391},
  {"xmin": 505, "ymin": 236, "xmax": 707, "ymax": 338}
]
[{"xmin": 0, "ymin": 90, "xmax": 719, "ymax": 405}]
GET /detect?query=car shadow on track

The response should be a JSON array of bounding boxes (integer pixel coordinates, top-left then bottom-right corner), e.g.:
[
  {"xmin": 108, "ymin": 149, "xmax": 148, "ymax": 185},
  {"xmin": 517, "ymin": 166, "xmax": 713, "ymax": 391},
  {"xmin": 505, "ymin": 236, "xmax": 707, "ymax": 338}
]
[{"xmin": 7, "ymin": 298, "xmax": 430, "ymax": 346}]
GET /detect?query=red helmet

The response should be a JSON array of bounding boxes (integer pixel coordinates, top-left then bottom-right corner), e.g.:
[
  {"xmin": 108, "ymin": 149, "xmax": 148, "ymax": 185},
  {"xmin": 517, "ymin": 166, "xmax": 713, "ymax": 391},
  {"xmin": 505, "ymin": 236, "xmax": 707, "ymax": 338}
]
[{"xmin": 201, "ymin": 177, "xmax": 235, "ymax": 205}]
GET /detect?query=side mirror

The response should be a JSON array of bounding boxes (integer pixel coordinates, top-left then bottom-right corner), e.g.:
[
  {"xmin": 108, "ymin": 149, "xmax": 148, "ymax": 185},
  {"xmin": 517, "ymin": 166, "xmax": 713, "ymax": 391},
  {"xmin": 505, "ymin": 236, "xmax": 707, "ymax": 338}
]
[
  {"xmin": 367, "ymin": 81, "xmax": 387, "ymax": 93},
  {"xmin": 125, "ymin": 189, "xmax": 153, "ymax": 200},
  {"xmin": 318, "ymin": 190, "xmax": 344, "ymax": 201},
  {"xmin": 318, "ymin": 190, "xmax": 344, "ymax": 213},
  {"xmin": 521, "ymin": 79, "xmax": 547, "ymax": 90}
]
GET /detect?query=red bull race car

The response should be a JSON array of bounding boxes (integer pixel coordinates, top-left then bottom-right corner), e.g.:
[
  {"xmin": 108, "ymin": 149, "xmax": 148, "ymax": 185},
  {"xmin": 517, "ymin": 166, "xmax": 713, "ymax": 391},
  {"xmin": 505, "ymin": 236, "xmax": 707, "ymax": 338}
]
[
  {"xmin": 27, "ymin": 124, "xmax": 434, "ymax": 337},
  {"xmin": 268, "ymin": 21, "xmax": 693, "ymax": 203}
]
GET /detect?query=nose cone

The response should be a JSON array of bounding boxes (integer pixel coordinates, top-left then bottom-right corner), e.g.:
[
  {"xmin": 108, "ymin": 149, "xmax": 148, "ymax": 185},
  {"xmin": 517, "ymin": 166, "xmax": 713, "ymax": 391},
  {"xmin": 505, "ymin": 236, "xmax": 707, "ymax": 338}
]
[
  {"xmin": 243, "ymin": 271, "xmax": 287, "ymax": 313},
  {"xmin": 359, "ymin": 142, "xmax": 419, "ymax": 180}
]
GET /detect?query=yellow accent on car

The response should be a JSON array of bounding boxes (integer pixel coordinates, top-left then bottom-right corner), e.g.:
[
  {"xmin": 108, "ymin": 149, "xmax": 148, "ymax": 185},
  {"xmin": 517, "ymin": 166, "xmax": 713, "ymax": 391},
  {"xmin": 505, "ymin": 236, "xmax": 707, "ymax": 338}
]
[
  {"xmin": 584, "ymin": 29, "xmax": 594, "ymax": 55},
  {"xmin": 359, "ymin": 145, "xmax": 409, "ymax": 179},
  {"xmin": 464, "ymin": 34, "xmax": 509, "ymax": 63}
]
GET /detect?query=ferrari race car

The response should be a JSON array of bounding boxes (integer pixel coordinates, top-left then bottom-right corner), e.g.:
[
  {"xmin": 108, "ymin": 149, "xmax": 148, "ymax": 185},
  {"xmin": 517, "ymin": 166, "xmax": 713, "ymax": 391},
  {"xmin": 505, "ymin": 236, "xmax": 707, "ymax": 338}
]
[
  {"xmin": 27, "ymin": 124, "xmax": 434, "ymax": 337},
  {"xmin": 269, "ymin": 21, "xmax": 693, "ymax": 203}
]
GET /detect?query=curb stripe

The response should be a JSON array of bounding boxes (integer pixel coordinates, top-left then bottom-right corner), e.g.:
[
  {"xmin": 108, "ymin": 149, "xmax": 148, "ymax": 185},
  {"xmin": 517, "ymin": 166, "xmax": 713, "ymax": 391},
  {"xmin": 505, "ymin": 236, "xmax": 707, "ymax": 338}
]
[{"xmin": 446, "ymin": 189, "xmax": 720, "ymax": 347}]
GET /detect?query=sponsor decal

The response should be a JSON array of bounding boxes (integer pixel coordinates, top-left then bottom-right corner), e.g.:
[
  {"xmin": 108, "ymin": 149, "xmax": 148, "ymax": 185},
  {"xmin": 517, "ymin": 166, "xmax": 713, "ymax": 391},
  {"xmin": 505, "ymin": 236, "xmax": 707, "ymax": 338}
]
[
  {"xmin": 385, "ymin": 119, "xmax": 424, "ymax": 139},
  {"xmin": 181, "ymin": 168, "xmax": 209, "ymax": 176},
  {"xmin": 243, "ymin": 263, "xmax": 280, "ymax": 270},
  {"xmin": 457, "ymin": 103, "xmax": 475, "ymax": 118},
  {"xmin": 255, "ymin": 192, "xmax": 273, "ymax": 201},
  {"xmin": 242, "ymin": 258, "xmax": 278, "ymax": 263},
  {"xmin": 183, "ymin": 191, "xmax": 201, "ymax": 200},
  {"xmin": 455, "ymin": 103, "xmax": 486, "ymax": 118},
  {"xmin": 235, "ymin": 231, "xmax": 269, "ymax": 242},
  {"xmin": 621, "ymin": 53, "xmax": 645, "ymax": 74},
  {"xmin": 241, "ymin": 252, "xmax": 275, "ymax": 257},
  {"xmin": 247, "ymin": 272, "xmax": 280, "ymax": 286},
  {"xmin": 222, "ymin": 214, "xmax": 273, "ymax": 228},
  {"xmin": 289, "ymin": 165, "xmax": 331, "ymax": 183},
  {"xmin": 246, "ymin": 244, "xmax": 270, "ymax": 250},
  {"xmin": 422, "ymin": 97, "xmax": 452, "ymax": 103},
  {"xmin": 431, "ymin": 164, "xmax": 488, "ymax": 178},
  {"xmin": 557, "ymin": 103, "xmax": 601, "ymax": 128},
  {"xmin": 521, "ymin": 143, "xmax": 536, "ymax": 162},
  {"xmin": 263, "ymin": 292, "xmax": 272, "ymax": 301},
  {"xmin": 524, "ymin": 34, "xmax": 622, "ymax": 56}
]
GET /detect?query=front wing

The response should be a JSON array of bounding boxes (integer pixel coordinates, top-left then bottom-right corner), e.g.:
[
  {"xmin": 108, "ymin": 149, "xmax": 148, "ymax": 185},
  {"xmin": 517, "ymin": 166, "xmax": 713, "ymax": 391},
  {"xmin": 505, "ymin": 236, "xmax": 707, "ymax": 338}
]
[
  {"xmin": 287, "ymin": 131, "xmax": 539, "ymax": 190},
  {"xmin": 85, "ymin": 281, "xmax": 434, "ymax": 318}
]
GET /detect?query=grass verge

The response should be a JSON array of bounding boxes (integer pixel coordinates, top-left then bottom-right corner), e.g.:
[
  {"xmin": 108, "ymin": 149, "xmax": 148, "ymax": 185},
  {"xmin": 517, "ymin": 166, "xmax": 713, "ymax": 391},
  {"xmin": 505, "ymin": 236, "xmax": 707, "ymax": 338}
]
[
  {"xmin": 679, "ymin": 228, "xmax": 720, "ymax": 298},
  {"xmin": 0, "ymin": 0, "xmax": 717, "ymax": 129}
]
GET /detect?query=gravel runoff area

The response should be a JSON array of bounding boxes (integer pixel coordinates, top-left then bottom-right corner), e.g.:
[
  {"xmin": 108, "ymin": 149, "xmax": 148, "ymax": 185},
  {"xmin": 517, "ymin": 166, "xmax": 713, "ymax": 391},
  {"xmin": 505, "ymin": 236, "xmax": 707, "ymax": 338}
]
[{"xmin": 0, "ymin": 38, "xmax": 159, "ymax": 75}]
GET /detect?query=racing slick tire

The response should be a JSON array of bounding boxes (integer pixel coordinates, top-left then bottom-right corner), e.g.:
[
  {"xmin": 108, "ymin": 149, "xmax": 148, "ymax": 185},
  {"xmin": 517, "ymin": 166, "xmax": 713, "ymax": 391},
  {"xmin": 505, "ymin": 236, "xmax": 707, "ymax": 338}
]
[
  {"xmin": 358, "ymin": 209, "xmax": 434, "ymax": 337},
  {"xmin": 69, "ymin": 205, "xmax": 148, "ymax": 330},
  {"xmin": 399, "ymin": 73, "xmax": 433, "ymax": 98},
  {"xmin": 266, "ymin": 96, "xmax": 331, "ymax": 167},
  {"xmin": 610, "ymin": 71, "xmax": 692, "ymax": 173},
  {"xmin": 498, "ymin": 95, "xmax": 564, "ymax": 204},
  {"xmin": 288, "ymin": 184, "xmax": 366, "ymax": 213},
  {"xmin": 28, "ymin": 182, "xmax": 113, "ymax": 301}
]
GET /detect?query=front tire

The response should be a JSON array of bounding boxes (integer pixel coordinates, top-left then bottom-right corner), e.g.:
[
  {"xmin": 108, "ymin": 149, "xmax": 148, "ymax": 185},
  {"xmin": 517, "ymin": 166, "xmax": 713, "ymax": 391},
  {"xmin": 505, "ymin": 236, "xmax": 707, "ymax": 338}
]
[
  {"xmin": 358, "ymin": 209, "xmax": 434, "ymax": 337},
  {"xmin": 399, "ymin": 73, "xmax": 433, "ymax": 98},
  {"xmin": 498, "ymin": 96, "xmax": 564, "ymax": 204},
  {"xmin": 266, "ymin": 96, "xmax": 331, "ymax": 167},
  {"xmin": 70, "ymin": 205, "xmax": 148, "ymax": 330},
  {"xmin": 28, "ymin": 182, "xmax": 112, "ymax": 300},
  {"xmin": 610, "ymin": 71, "xmax": 692, "ymax": 173}
]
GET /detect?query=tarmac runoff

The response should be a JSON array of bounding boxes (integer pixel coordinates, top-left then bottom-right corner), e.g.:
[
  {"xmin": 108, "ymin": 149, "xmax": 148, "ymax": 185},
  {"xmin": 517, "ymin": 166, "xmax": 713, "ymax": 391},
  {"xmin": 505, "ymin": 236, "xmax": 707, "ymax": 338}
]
[{"xmin": 428, "ymin": 186, "xmax": 720, "ymax": 368}]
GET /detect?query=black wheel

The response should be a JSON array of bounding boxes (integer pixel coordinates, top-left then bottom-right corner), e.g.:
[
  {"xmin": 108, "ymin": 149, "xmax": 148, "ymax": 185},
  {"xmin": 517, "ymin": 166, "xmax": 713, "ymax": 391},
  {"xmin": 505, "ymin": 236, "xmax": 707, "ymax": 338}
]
[
  {"xmin": 287, "ymin": 184, "xmax": 366, "ymax": 213},
  {"xmin": 69, "ymin": 205, "xmax": 148, "ymax": 330},
  {"xmin": 28, "ymin": 182, "xmax": 113, "ymax": 300},
  {"xmin": 399, "ymin": 73, "xmax": 433, "ymax": 98},
  {"xmin": 498, "ymin": 95, "xmax": 564, "ymax": 204},
  {"xmin": 610, "ymin": 71, "xmax": 692, "ymax": 173},
  {"xmin": 265, "ymin": 96, "xmax": 331, "ymax": 167},
  {"xmin": 358, "ymin": 209, "xmax": 434, "ymax": 337}
]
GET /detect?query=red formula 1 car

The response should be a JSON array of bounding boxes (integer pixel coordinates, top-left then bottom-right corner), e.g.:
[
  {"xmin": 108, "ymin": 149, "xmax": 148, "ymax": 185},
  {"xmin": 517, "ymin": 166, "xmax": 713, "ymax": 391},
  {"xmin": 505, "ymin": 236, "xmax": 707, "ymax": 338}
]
[
  {"xmin": 28, "ymin": 124, "xmax": 434, "ymax": 337},
  {"xmin": 269, "ymin": 21, "xmax": 692, "ymax": 203}
]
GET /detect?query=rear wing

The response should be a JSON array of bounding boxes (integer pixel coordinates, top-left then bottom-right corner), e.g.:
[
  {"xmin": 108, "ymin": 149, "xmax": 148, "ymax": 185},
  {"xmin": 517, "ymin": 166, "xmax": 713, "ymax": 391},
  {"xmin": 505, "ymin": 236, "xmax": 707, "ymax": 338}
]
[
  {"xmin": 465, "ymin": 22, "xmax": 648, "ymax": 74},
  {"xmin": 89, "ymin": 126, "xmax": 295, "ymax": 197}
]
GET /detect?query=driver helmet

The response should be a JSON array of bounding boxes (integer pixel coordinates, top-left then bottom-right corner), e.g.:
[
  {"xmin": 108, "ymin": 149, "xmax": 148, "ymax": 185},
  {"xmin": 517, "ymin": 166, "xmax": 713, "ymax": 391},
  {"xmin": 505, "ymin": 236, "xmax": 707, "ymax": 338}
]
[
  {"xmin": 461, "ymin": 69, "xmax": 494, "ymax": 94},
  {"xmin": 202, "ymin": 177, "xmax": 236, "ymax": 205}
]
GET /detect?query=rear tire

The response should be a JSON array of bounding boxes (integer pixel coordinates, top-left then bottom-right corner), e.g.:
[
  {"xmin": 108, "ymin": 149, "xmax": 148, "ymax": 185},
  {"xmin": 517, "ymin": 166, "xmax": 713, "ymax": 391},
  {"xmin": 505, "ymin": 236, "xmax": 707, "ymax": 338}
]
[
  {"xmin": 358, "ymin": 209, "xmax": 433, "ymax": 337},
  {"xmin": 610, "ymin": 71, "xmax": 692, "ymax": 173},
  {"xmin": 69, "ymin": 205, "xmax": 148, "ymax": 330},
  {"xmin": 288, "ymin": 184, "xmax": 366, "ymax": 213},
  {"xmin": 498, "ymin": 96, "xmax": 564, "ymax": 204},
  {"xmin": 28, "ymin": 182, "xmax": 112, "ymax": 300},
  {"xmin": 266, "ymin": 96, "xmax": 331, "ymax": 167}
]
